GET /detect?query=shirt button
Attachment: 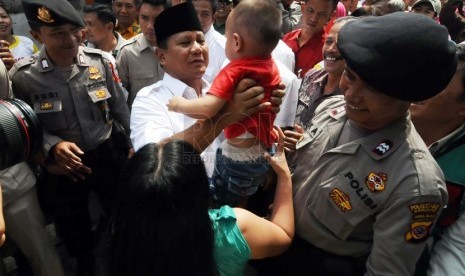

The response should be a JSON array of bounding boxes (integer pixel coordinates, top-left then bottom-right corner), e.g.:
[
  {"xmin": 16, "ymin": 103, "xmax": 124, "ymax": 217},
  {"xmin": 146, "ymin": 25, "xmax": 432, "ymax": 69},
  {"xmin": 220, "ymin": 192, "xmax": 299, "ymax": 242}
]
[{"xmin": 414, "ymin": 152, "xmax": 424, "ymax": 159}]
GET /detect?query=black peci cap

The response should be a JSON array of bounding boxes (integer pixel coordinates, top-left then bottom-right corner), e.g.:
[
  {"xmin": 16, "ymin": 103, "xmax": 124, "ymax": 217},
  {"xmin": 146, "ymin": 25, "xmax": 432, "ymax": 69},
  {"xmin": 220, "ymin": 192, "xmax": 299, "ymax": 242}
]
[
  {"xmin": 22, "ymin": 0, "xmax": 85, "ymax": 27},
  {"xmin": 337, "ymin": 12, "xmax": 457, "ymax": 102},
  {"xmin": 155, "ymin": 2, "xmax": 202, "ymax": 46}
]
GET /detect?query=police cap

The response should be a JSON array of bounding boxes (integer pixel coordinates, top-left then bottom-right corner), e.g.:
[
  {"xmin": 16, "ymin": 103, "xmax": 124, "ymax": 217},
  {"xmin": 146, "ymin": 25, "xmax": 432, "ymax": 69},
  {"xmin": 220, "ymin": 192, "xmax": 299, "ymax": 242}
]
[
  {"xmin": 337, "ymin": 12, "xmax": 457, "ymax": 102},
  {"xmin": 22, "ymin": 0, "xmax": 85, "ymax": 27}
]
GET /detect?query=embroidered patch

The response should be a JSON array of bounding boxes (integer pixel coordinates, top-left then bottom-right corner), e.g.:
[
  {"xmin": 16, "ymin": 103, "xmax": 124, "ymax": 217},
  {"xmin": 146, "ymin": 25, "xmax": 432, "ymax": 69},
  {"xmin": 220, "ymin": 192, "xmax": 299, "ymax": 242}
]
[
  {"xmin": 40, "ymin": 101, "xmax": 53, "ymax": 110},
  {"xmin": 41, "ymin": 59, "xmax": 49, "ymax": 69},
  {"xmin": 372, "ymin": 140, "xmax": 393, "ymax": 156},
  {"xmin": 37, "ymin": 6, "xmax": 54, "ymax": 23},
  {"xmin": 405, "ymin": 203, "xmax": 441, "ymax": 243},
  {"xmin": 365, "ymin": 172, "xmax": 387, "ymax": 192},
  {"xmin": 330, "ymin": 188, "xmax": 352, "ymax": 212},
  {"xmin": 95, "ymin": 89, "xmax": 106, "ymax": 99},
  {"xmin": 89, "ymin": 66, "xmax": 102, "ymax": 80},
  {"xmin": 405, "ymin": 221, "xmax": 433, "ymax": 242}
]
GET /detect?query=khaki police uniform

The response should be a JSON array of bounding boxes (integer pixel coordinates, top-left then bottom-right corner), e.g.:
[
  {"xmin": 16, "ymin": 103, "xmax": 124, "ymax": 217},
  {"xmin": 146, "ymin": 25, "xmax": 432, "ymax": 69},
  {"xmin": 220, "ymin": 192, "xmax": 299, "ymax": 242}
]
[
  {"xmin": 116, "ymin": 33, "xmax": 164, "ymax": 110},
  {"xmin": 10, "ymin": 46, "xmax": 130, "ymax": 154},
  {"xmin": 10, "ymin": 45, "xmax": 131, "ymax": 260},
  {"xmin": 286, "ymin": 96, "xmax": 448, "ymax": 276}
]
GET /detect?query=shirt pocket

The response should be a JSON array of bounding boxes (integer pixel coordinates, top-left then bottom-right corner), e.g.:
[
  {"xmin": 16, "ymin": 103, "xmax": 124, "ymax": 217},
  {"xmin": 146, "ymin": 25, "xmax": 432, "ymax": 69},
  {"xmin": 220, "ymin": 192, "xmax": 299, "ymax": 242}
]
[
  {"xmin": 308, "ymin": 173, "xmax": 380, "ymax": 240},
  {"xmin": 86, "ymin": 85, "xmax": 112, "ymax": 121},
  {"xmin": 31, "ymin": 93, "xmax": 67, "ymax": 131}
]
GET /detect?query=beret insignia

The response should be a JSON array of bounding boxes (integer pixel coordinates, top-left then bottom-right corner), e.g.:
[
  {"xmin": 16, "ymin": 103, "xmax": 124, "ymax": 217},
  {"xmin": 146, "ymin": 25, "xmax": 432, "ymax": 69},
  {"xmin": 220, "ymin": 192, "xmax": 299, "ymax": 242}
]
[{"xmin": 37, "ymin": 6, "xmax": 54, "ymax": 23}]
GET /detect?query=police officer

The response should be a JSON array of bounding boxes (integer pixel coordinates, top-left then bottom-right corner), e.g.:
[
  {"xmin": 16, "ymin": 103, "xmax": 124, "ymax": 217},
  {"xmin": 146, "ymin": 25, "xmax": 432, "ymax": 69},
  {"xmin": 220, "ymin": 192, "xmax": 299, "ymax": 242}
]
[
  {"xmin": 116, "ymin": 0, "xmax": 167, "ymax": 110},
  {"xmin": 280, "ymin": 13, "xmax": 456, "ymax": 275},
  {"xmin": 10, "ymin": 0, "xmax": 132, "ymax": 274}
]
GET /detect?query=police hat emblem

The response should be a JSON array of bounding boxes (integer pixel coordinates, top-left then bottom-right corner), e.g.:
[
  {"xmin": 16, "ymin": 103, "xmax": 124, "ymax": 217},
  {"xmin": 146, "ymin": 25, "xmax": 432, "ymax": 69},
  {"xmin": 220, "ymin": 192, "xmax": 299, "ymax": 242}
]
[{"xmin": 37, "ymin": 6, "xmax": 54, "ymax": 23}]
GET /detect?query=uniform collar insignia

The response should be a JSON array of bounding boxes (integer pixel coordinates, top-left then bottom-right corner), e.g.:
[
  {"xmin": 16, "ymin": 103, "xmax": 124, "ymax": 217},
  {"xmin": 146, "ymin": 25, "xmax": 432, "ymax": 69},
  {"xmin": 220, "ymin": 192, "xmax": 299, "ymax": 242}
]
[
  {"xmin": 372, "ymin": 140, "xmax": 393, "ymax": 156},
  {"xmin": 41, "ymin": 59, "xmax": 49, "ymax": 69},
  {"xmin": 37, "ymin": 6, "xmax": 54, "ymax": 23}
]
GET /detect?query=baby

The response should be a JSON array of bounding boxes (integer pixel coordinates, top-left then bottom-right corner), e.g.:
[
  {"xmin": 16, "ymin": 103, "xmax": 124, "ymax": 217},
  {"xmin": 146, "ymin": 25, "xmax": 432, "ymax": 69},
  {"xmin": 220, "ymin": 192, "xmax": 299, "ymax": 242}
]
[{"xmin": 168, "ymin": 0, "xmax": 282, "ymax": 207}]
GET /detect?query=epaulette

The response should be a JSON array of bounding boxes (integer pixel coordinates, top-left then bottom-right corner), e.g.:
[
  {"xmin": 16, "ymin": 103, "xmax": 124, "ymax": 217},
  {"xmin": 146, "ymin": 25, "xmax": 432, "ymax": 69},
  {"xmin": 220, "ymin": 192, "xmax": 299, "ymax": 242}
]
[
  {"xmin": 9, "ymin": 56, "xmax": 36, "ymax": 76},
  {"xmin": 82, "ymin": 46, "xmax": 104, "ymax": 56}
]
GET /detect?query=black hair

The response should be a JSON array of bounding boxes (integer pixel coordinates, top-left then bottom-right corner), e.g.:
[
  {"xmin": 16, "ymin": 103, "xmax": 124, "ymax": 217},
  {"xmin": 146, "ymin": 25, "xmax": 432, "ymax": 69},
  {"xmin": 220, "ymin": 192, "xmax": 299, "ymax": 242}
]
[
  {"xmin": 139, "ymin": 0, "xmax": 170, "ymax": 10},
  {"xmin": 189, "ymin": 0, "xmax": 219, "ymax": 14},
  {"xmin": 109, "ymin": 140, "xmax": 218, "ymax": 276},
  {"xmin": 84, "ymin": 4, "xmax": 117, "ymax": 27},
  {"xmin": 233, "ymin": 0, "xmax": 282, "ymax": 54}
]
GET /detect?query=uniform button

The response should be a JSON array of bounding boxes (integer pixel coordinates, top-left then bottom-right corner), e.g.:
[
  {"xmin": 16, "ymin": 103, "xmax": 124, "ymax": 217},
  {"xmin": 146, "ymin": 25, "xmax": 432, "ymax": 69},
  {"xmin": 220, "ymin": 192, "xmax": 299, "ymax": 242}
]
[{"xmin": 414, "ymin": 152, "xmax": 424, "ymax": 159}]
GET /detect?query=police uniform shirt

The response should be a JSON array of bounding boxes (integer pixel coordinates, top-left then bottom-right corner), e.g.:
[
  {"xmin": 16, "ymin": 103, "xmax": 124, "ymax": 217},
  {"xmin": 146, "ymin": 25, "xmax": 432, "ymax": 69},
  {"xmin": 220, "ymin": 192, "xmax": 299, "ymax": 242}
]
[
  {"xmin": 289, "ymin": 96, "xmax": 448, "ymax": 275},
  {"xmin": 204, "ymin": 25, "xmax": 227, "ymax": 84},
  {"xmin": 116, "ymin": 33, "xmax": 164, "ymax": 110},
  {"xmin": 10, "ymin": 46, "xmax": 131, "ymax": 153},
  {"xmin": 130, "ymin": 73, "xmax": 222, "ymax": 177}
]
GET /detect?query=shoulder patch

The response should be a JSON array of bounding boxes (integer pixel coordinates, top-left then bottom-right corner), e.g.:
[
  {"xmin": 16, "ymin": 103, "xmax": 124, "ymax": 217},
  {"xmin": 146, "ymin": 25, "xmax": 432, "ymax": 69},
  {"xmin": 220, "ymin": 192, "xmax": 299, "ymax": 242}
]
[{"xmin": 405, "ymin": 202, "xmax": 441, "ymax": 243}]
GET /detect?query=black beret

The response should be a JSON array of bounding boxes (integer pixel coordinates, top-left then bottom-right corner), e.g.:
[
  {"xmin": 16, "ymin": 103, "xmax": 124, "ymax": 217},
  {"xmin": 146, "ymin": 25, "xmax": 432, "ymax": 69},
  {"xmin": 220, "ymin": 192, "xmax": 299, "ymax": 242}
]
[
  {"xmin": 155, "ymin": 2, "xmax": 202, "ymax": 45},
  {"xmin": 22, "ymin": 0, "xmax": 84, "ymax": 27},
  {"xmin": 337, "ymin": 12, "xmax": 457, "ymax": 102}
]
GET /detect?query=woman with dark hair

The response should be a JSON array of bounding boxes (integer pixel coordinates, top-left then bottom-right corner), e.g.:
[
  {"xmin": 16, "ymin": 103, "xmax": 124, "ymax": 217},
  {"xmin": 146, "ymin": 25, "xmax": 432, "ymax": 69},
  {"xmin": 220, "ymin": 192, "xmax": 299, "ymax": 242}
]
[{"xmin": 109, "ymin": 126, "xmax": 293, "ymax": 276}]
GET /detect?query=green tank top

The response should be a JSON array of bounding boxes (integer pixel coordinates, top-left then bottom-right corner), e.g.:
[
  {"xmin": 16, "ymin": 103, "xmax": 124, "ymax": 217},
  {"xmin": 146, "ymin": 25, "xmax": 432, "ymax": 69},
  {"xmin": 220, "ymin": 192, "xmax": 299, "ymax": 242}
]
[{"xmin": 209, "ymin": 206, "xmax": 251, "ymax": 276}]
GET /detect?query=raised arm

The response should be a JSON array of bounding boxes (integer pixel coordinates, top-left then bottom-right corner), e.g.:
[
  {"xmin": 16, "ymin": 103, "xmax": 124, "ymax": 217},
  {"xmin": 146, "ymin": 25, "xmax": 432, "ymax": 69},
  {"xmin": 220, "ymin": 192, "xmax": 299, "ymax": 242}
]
[
  {"xmin": 171, "ymin": 78, "xmax": 285, "ymax": 152},
  {"xmin": 234, "ymin": 127, "xmax": 294, "ymax": 259},
  {"xmin": 167, "ymin": 94, "xmax": 227, "ymax": 119}
]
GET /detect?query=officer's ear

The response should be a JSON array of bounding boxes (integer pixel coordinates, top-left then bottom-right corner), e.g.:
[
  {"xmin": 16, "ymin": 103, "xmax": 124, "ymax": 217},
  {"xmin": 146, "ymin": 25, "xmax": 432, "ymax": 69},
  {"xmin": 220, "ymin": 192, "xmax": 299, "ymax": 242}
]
[{"xmin": 30, "ymin": 30, "xmax": 43, "ymax": 44}]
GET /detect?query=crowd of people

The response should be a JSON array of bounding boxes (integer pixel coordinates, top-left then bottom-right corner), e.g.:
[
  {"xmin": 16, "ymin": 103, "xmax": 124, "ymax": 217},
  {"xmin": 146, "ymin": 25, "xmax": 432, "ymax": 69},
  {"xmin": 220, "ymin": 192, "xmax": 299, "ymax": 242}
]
[{"xmin": 0, "ymin": 0, "xmax": 463, "ymax": 275}]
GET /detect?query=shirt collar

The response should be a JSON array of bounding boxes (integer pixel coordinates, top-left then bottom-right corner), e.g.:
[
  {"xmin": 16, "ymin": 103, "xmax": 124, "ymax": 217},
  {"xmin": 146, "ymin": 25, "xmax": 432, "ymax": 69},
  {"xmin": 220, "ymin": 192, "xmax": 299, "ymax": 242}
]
[
  {"xmin": 429, "ymin": 123, "xmax": 465, "ymax": 157},
  {"xmin": 37, "ymin": 46, "xmax": 89, "ymax": 72},
  {"xmin": 137, "ymin": 33, "xmax": 153, "ymax": 52},
  {"xmin": 163, "ymin": 73, "xmax": 210, "ymax": 98}
]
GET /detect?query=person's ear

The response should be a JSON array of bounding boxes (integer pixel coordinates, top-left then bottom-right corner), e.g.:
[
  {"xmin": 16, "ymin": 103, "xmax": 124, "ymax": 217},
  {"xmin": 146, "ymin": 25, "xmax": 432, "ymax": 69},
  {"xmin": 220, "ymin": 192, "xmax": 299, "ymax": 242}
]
[
  {"xmin": 233, "ymin": 32, "xmax": 242, "ymax": 52},
  {"xmin": 30, "ymin": 30, "xmax": 43, "ymax": 44},
  {"xmin": 156, "ymin": 47, "xmax": 166, "ymax": 66},
  {"xmin": 107, "ymin": 22, "xmax": 115, "ymax": 32}
]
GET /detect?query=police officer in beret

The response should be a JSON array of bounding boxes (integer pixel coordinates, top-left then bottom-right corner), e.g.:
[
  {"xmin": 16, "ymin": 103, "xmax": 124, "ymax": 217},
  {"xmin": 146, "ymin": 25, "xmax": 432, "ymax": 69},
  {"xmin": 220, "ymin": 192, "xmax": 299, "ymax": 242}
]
[
  {"xmin": 10, "ymin": 0, "xmax": 132, "ymax": 274},
  {"xmin": 279, "ymin": 12, "xmax": 456, "ymax": 275}
]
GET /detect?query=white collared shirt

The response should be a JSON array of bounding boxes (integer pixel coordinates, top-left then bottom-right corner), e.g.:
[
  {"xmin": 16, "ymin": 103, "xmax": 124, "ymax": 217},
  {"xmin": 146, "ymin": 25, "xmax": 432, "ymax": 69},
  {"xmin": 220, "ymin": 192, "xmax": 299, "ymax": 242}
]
[
  {"xmin": 204, "ymin": 25, "xmax": 227, "ymax": 84},
  {"xmin": 130, "ymin": 73, "xmax": 222, "ymax": 176}
]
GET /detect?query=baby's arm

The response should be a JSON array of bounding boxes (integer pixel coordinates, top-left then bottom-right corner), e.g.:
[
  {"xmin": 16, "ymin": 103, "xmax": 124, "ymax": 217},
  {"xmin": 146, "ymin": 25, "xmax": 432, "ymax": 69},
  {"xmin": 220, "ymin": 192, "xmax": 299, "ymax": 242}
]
[{"xmin": 167, "ymin": 94, "xmax": 227, "ymax": 119}]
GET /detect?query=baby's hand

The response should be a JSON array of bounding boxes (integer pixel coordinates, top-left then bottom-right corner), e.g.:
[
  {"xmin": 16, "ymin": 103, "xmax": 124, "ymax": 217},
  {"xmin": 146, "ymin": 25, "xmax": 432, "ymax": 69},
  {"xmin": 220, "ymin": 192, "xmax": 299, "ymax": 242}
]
[{"xmin": 167, "ymin": 96, "xmax": 184, "ymax": 112}]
